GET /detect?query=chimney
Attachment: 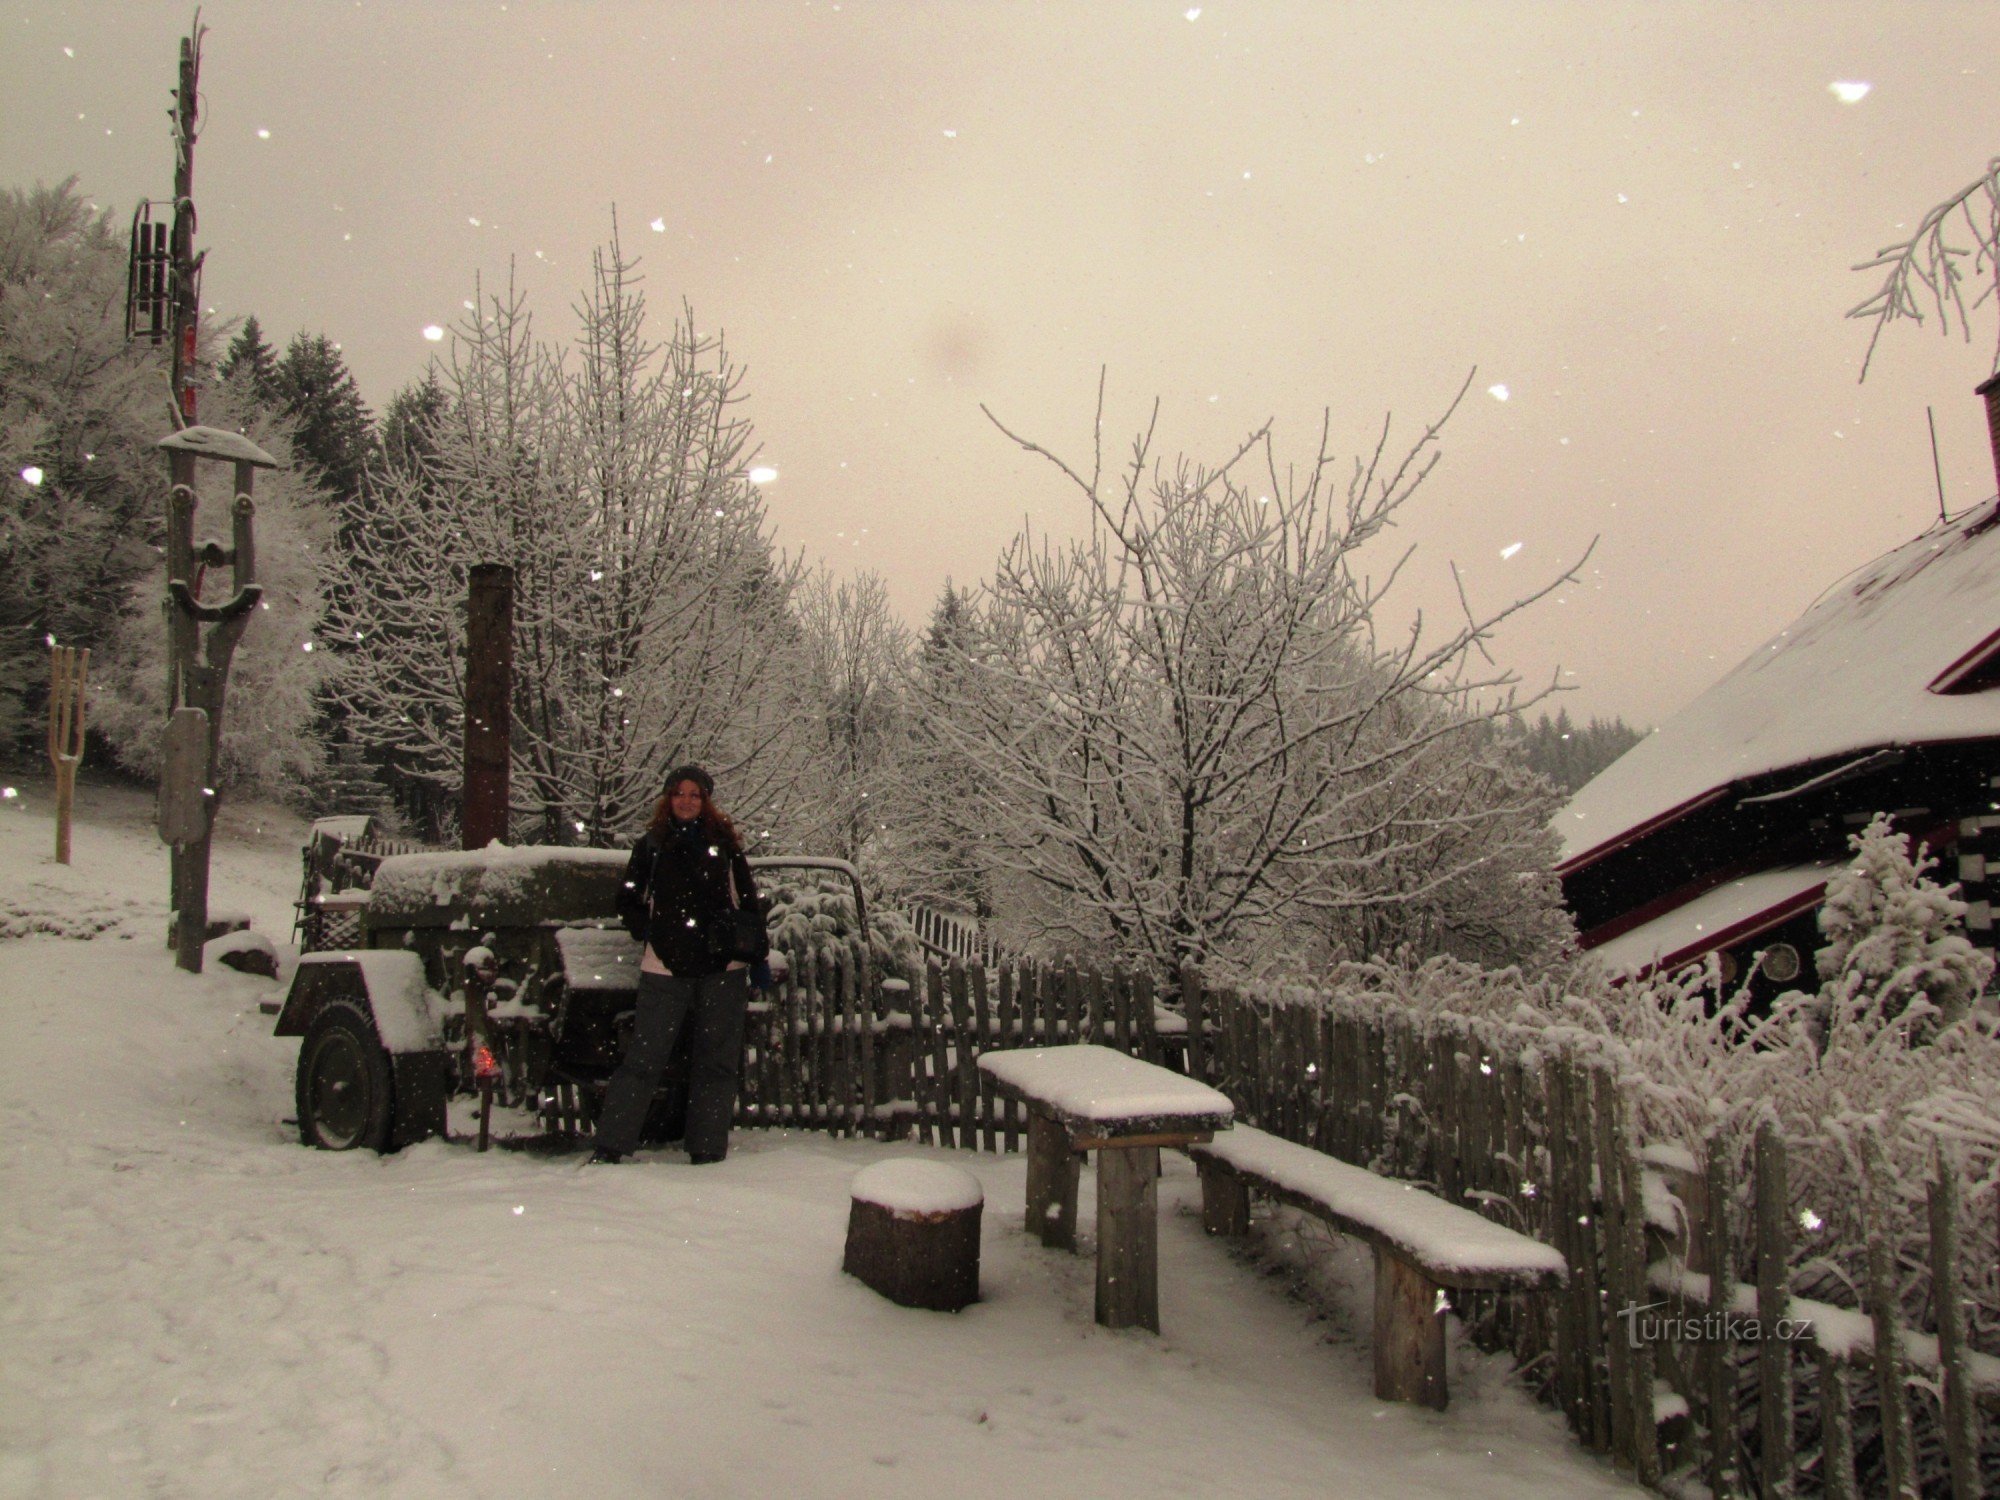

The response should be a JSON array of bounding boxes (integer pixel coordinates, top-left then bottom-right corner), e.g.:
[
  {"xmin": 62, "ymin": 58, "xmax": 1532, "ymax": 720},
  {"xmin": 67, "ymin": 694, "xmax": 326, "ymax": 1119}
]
[
  {"xmin": 463, "ymin": 563, "xmax": 514, "ymax": 850},
  {"xmin": 1979, "ymin": 373, "xmax": 2000, "ymax": 502}
]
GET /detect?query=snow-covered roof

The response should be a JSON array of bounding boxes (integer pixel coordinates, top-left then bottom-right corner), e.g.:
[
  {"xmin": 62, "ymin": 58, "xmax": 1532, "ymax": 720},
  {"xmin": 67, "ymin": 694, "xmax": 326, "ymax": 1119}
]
[
  {"xmin": 1558, "ymin": 501, "xmax": 2000, "ymax": 868},
  {"xmin": 1583, "ymin": 860, "xmax": 1839, "ymax": 978}
]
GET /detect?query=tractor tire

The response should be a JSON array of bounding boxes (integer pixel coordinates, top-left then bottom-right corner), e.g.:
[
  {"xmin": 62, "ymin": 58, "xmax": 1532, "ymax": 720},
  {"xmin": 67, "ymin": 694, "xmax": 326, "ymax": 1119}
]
[{"xmin": 297, "ymin": 998, "xmax": 395, "ymax": 1151}]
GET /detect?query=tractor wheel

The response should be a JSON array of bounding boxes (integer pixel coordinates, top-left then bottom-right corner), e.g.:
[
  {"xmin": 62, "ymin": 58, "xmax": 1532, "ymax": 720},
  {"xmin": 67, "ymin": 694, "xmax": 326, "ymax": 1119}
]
[{"xmin": 297, "ymin": 998, "xmax": 395, "ymax": 1151}]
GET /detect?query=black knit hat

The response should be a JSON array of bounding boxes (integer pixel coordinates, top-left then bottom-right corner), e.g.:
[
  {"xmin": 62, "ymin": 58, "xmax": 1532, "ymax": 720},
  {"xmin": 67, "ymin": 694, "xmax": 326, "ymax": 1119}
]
[{"xmin": 663, "ymin": 764, "xmax": 714, "ymax": 797}]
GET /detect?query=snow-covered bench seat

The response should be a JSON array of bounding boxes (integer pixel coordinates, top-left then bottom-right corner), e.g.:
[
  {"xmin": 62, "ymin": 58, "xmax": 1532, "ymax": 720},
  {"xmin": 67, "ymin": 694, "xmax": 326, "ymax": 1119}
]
[
  {"xmin": 978, "ymin": 1044, "xmax": 1235, "ymax": 1333},
  {"xmin": 1189, "ymin": 1125, "xmax": 1566, "ymax": 1409}
]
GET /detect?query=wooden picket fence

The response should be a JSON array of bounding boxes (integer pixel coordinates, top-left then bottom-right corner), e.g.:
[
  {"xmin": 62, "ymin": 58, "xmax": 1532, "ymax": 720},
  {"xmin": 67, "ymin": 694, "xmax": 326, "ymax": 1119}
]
[{"xmin": 744, "ymin": 946, "xmax": 1998, "ymax": 1496}]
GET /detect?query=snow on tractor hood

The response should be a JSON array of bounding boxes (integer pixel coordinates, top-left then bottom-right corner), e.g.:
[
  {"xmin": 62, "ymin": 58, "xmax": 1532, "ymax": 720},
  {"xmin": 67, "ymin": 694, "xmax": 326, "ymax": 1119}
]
[{"xmin": 366, "ymin": 845, "xmax": 630, "ymax": 931}]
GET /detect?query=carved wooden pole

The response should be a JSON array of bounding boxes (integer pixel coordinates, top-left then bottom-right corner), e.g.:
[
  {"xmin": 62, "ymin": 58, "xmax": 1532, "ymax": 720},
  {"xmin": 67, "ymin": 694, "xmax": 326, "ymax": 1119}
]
[
  {"xmin": 462, "ymin": 563, "xmax": 514, "ymax": 849},
  {"xmin": 157, "ymin": 427, "xmax": 276, "ymax": 972},
  {"xmin": 47, "ymin": 646, "xmax": 89, "ymax": 864}
]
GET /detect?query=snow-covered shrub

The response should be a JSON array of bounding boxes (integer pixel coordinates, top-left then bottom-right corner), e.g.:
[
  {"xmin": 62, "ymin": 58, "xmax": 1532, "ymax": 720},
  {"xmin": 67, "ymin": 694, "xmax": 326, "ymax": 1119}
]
[
  {"xmin": 1304, "ymin": 825, "xmax": 2000, "ymax": 1493},
  {"xmin": 1815, "ymin": 811, "xmax": 1992, "ymax": 1031},
  {"xmin": 763, "ymin": 873, "xmax": 921, "ymax": 991}
]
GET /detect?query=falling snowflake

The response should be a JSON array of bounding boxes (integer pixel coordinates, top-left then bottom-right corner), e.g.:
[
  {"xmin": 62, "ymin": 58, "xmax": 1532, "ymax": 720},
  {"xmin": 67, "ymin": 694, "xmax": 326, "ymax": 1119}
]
[
  {"xmin": 422, "ymin": 325, "xmax": 444, "ymax": 342},
  {"xmin": 256, "ymin": 128, "xmax": 270, "ymax": 140},
  {"xmin": 748, "ymin": 466, "xmax": 778, "ymax": 485},
  {"xmin": 1829, "ymin": 81, "xmax": 1871, "ymax": 104},
  {"xmin": 20, "ymin": 466, "xmax": 43, "ymax": 486},
  {"xmin": 1487, "ymin": 384, "xmax": 1510, "ymax": 402},
  {"xmin": 650, "ymin": 217, "xmax": 666, "ymax": 232}
]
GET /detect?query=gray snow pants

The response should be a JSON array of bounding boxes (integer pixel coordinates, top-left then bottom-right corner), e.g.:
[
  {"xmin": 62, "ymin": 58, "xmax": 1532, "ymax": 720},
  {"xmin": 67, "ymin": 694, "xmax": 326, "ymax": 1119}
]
[{"xmin": 593, "ymin": 968, "xmax": 749, "ymax": 1161}]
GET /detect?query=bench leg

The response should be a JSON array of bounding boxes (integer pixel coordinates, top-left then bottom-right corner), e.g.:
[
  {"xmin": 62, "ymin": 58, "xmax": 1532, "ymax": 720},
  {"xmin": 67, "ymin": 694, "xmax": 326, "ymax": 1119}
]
[
  {"xmin": 1025, "ymin": 1110, "xmax": 1079, "ymax": 1251},
  {"xmin": 1096, "ymin": 1144, "xmax": 1159, "ymax": 1332},
  {"xmin": 1373, "ymin": 1246, "xmax": 1449, "ymax": 1409},
  {"xmin": 1196, "ymin": 1159, "xmax": 1250, "ymax": 1236}
]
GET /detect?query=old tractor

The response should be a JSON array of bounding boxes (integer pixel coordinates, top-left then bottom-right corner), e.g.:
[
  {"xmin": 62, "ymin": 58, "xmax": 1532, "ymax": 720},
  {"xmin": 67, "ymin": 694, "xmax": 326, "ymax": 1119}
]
[{"xmin": 272, "ymin": 830, "xmax": 876, "ymax": 1153}]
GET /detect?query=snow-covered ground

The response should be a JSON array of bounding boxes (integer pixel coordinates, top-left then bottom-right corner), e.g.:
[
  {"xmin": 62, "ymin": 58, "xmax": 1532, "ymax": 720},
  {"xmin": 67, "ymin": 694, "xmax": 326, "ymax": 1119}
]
[{"xmin": 0, "ymin": 769, "xmax": 1635, "ymax": 1499}]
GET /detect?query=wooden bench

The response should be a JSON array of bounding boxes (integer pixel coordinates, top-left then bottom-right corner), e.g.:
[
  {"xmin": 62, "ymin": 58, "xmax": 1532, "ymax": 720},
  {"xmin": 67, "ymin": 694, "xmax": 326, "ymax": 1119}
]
[
  {"xmin": 978, "ymin": 1044, "xmax": 1234, "ymax": 1333},
  {"xmin": 1190, "ymin": 1126, "xmax": 1566, "ymax": 1409}
]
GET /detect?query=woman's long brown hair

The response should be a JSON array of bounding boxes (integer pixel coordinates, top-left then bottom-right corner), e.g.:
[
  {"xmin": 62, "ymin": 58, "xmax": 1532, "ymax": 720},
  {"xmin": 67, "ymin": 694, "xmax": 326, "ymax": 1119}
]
[{"xmin": 648, "ymin": 776, "xmax": 741, "ymax": 852}]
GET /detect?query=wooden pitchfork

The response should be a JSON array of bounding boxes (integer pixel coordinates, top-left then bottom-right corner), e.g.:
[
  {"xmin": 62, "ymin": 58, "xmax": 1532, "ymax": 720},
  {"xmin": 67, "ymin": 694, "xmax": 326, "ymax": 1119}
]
[{"xmin": 48, "ymin": 645, "xmax": 89, "ymax": 864}]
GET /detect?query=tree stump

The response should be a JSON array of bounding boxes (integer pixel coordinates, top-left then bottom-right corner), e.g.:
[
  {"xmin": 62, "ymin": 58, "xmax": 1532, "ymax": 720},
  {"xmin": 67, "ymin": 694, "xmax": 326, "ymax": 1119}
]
[{"xmin": 844, "ymin": 1159, "xmax": 983, "ymax": 1312}]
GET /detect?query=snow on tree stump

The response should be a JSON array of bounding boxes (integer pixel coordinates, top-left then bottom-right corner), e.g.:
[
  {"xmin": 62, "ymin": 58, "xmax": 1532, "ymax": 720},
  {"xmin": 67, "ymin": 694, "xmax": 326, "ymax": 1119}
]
[
  {"xmin": 207, "ymin": 927, "xmax": 280, "ymax": 980},
  {"xmin": 843, "ymin": 1159, "xmax": 983, "ymax": 1312}
]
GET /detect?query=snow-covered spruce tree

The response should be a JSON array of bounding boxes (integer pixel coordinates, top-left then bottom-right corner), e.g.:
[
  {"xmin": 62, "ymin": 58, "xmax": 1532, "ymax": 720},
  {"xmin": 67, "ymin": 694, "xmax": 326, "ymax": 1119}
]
[
  {"xmin": 1815, "ymin": 811, "xmax": 1993, "ymax": 1032},
  {"xmin": 881, "ymin": 582, "xmax": 998, "ymax": 920},
  {"xmin": 90, "ymin": 380, "xmax": 333, "ymax": 793},
  {"xmin": 326, "ymin": 236, "xmax": 805, "ymax": 846},
  {"xmin": 911, "ymin": 376, "xmax": 1580, "ymax": 976},
  {"xmin": 0, "ymin": 179, "xmax": 167, "ymax": 749},
  {"xmin": 787, "ymin": 568, "xmax": 909, "ymax": 867}
]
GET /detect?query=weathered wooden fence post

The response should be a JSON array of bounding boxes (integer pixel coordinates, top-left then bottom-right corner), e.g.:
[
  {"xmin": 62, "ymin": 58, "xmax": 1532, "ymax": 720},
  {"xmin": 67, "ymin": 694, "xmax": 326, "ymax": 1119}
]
[
  {"xmin": 1927, "ymin": 1142, "xmax": 1981, "ymax": 1500},
  {"xmin": 1753, "ymin": 1122, "xmax": 1794, "ymax": 1498},
  {"xmin": 1863, "ymin": 1126, "xmax": 1918, "ymax": 1500},
  {"xmin": 47, "ymin": 645, "xmax": 88, "ymax": 864}
]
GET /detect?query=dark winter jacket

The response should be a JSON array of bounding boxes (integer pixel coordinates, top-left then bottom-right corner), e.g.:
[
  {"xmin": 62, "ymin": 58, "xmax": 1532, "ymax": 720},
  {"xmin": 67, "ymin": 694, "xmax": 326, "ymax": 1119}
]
[{"xmin": 616, "ymin": 819, "xmax": 760, "ymax": 977}]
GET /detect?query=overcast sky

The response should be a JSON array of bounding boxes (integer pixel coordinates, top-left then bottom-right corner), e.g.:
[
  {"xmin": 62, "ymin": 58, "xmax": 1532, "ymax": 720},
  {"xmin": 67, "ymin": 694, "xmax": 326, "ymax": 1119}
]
[{"xmin": 6, "ymin": 1, "xmax": 1998, "ymax": 727}]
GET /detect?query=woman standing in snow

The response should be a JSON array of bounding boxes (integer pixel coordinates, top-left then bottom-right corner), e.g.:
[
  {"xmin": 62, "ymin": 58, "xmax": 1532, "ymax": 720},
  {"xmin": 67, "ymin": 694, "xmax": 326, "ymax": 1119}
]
[{"xmin": 594, "ymin": 765, "xmax": 763, "ymax": 1165}]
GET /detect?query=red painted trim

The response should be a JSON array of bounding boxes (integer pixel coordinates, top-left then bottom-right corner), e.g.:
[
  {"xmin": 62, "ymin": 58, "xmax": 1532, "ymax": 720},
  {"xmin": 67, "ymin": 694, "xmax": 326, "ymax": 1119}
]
[
  {"xmin": 1555, "ymin": 786, "xmax": 1729, "ymax": 876},
  {"xmin": 1927, "ymin": 624, "xmax": 2000, "ymax": 695},
  {"xmin": 1584, "ymin": 878, "xmax": 1830, "ymax": 981}
]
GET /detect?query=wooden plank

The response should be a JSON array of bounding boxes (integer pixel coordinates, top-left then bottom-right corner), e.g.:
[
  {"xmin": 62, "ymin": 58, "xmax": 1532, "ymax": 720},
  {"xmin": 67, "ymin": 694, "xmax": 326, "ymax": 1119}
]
[
  {"xmin": 1590, "ymin": 1065, "xmax": 1636, "ymax": 1471},
  {"xmin": 1197, "ymin": 1157, "xmax": 1250, "ymax": 1236},
  {"xmin": 1069, "ymin": 1130, "xmax": 1212, "ymax": 1151},
  {"xmin": 949, "ymin": 960, "xmax": 978, "ymax": 1151},
  {"xmin": 1374, "ymin": 1246, "xmax": 1448, "ymax": 1409},
  {"xmin": 910, "ymin": 963, "xmax": 936, "ymax": 1147},
  {"xmin": 1610, "ymin": 1073, "xmax": 1661, "ymax": 1487},
  {"xmin": 1025, "ymin": 1109, "xmax": 1078, "ymax": 1250},
  {"xmin": 1929, "ymin": 1145, "xmax": 1981, "ymax": 1500},
  {"xmin": 926, "ymin": 961, "xmax": 955, "ymax": 1148},
  {"xmin": 1181, "ymin": 961, "xmax": 1205, "ymax": 1083},
  {"xmin": 1817, "ymin": 1349, "xmax": 1858, "ymax": 1500},
  {"xmin": 838, "ymin": 943, "xmax": 861, "ymax": 1138},
  {"xmin": 1703, "ymin": 1134, "xmax": 1739, "ymax": 1497},
  {"xmin": 1133, "ymin": 967, "xmax": 1159, "ymax": 1067},
  {"xmin": 1754, "ymin": 1122, "xmax": 1794, "ymax": 1498},
  {"xmin": 1864, "ymin": 1127, "xmax": 1917, "ymax": 1500},
  {"xmin": 972, "ymin": 963, "xmax": 997, "ymax": 1153},
  {"xmin": 858, "ymin": 940, "xmax": 878, "ymax": 1139},
  {"xmin": 997, "ymin": 963, "xmax": 1020, "ymax": 1152},
  {"xmin": 1095, "ymin": 1144, "xmax": 1160, "ymax": 1332}
]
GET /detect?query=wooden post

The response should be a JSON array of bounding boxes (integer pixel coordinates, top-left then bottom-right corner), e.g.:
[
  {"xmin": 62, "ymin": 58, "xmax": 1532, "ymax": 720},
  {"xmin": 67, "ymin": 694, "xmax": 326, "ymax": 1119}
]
[
  {"xmin": 1196, "ymin": 1159, "xmax": 1249, "ymax": 1236},
  {"xmin": 47, "ymin": 646, "xmax": 89, "ymax": 864},
  {"xmin": 1753, "ymin": 1123, "xmax": 1794, "ymax": 1499},
  {"xmin": 157, "ymin": 430, "xmax": 272, "ymax": 973},
  {"xmin": 1095, "ymin": 1144, "xmax": 1159, "ymax": 1332},
  {"xmin": 462, "ymin": 563, "xmax": 513, "ymax": 850},
  {"xmin": 1863, "ymin": 1128, "xmax": 1918, "ymax": 1500},
  {"xmin": 1373, "ymin": 1249, "xmax": 1448, "ymax": 1408},
  {"xmin": 1928, "ymin": 1144, "xmax": 1980, "ymax": 1500},
  {"xmin": 1181, "ymin": 960, "xmax": 1205, "ymax": 1082},
  {"xmin": 1024, "ymin": 1109, "xmax": 1078, "ymax": 1250},
  {"xmin": 1702, "ymin": 1134, "xmax": 1739, "ymax": 1498},
  {"xmin": 1816, "ymin": 1349, "xmax": 1858, "ymax": 1500}
]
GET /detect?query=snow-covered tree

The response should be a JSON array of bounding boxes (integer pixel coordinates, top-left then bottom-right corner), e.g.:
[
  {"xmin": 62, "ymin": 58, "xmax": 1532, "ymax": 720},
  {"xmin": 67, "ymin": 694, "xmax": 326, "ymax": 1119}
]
[
  {"xmin": 217, "ymin": 316, "xmax": 279, "ymax": 408},
  {"xmin": 327, "ymin": 235, "xmax": 805, "ymax": 846},
  {"xmin": 0, "ymin": 179, "xmax": 167, "ymax": 749},
  {"xmin": 788, "ymin": 568, "xmax": 908, "ymax": 866},
  {"xmin": 911, "ymin": 376, "xmax": 1580, "ymax": 975},
  {"xmin": 1515, "ymin": 708, "xmax": 1646, "ymax": 794},
  {"xmin": 271, "ymin": 332, "xmax": 376, "ymax": 506},
  {"xmin": 1815, "ymin": 812, "xmax": 1993, "ymax": 1030},
  {"xmin": 1851, "ymin": 154, "xmax": 2000, "ymax": 379}
]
